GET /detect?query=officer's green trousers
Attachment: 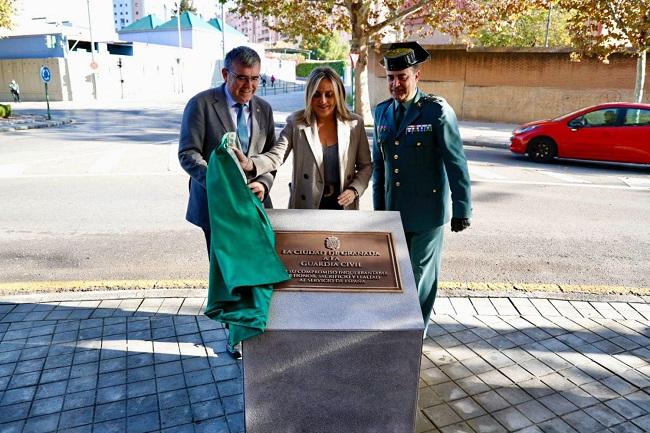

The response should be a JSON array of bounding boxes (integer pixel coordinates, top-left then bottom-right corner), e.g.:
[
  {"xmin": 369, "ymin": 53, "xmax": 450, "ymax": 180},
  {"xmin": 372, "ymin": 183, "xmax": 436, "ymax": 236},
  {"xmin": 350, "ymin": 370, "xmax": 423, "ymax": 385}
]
[{"xmin": 405, "ymin": 226, "xmax": 445, "ymax": 333}]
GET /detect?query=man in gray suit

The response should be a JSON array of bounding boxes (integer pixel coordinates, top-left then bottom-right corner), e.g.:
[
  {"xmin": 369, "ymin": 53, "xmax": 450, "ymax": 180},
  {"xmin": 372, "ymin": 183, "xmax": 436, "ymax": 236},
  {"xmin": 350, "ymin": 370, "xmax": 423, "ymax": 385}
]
[{"xmin": 179, "ymin": 46, "xmax": 277, "ymax": 254}]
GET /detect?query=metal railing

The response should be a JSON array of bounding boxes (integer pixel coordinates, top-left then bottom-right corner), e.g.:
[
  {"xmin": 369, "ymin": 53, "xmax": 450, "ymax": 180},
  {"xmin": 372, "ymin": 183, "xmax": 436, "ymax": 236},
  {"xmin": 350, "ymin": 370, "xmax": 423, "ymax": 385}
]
[{"xmin": 259, "ymin": 80, "xmax": 305, "ymax": 96}]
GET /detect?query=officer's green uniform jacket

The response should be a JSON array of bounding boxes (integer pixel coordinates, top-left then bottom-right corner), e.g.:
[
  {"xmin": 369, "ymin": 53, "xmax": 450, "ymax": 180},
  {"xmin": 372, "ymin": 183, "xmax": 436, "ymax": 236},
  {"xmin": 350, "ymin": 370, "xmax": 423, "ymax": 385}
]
[
  {"xmin": 372, "ymin": 89, "xmax": 472, "ymax": 232},
  {"xmin": 204, "ymin": 134, "xmax": 290, "ymax": 347}
]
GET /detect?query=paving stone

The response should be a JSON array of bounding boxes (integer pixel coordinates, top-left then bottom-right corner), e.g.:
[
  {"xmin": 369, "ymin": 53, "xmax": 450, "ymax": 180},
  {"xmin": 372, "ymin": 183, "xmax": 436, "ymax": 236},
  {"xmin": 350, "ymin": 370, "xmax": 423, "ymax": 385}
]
[
  {"xmin": 0, "ymin": 385, "xmax": 36, "ymax": 405},
  {"xmin": 501, "ymin": 364, "xmax": 535, "ymax": 383},
  {"xmin": 582, "ymin": 381, "xmax": 622, "ymax": 401},
  {"xmin": 191, "ymin": 399, "xmax": 225, "ymax": 422},
  {"xmin": 496, "ymin": 387, "xmax": 532, "ymax": 405},
  {"xmin": 537, "ymin": 417, "xmax": 580, "ymax": 433},
  {"xmin": 584, "ymin": 403, "xmax": 627, "ymax": 427},
  {"xmin": 538, "ymin": 392, "xmax": 579, "ymax": 416},
  {"xmin": 0, "ymin": 420, "xmax": 24, "ymax": 433},
  {"xmin": 194, "ymin": 416, "xmax": 230, "ymax": 433},
  {"xmin": 94, "ymin": 400, "xmax": 127, "ymax": 423},
  {"xmin": 127, "ymin": 410, "xmax": 160, "ymax": 433},
  {"xmin": 185, "ymin": 368, "xmax": 216, "ymax": 388},
  {"xmin": 455, "ymin": 376, "xmax": 491, "ymax": 396},
  {"xmin": 431, "ymin": 381, "xmax": 468, "ymax": 401},
  {"xmin": 609, "ymin": 421, "xmax": 646, "ymax": 433},
  {"xmin": 30, "ymin": 394, "xmax": 64, "ymax": 417},
  {"xmin": 417, "ymin": 411, "xmax": 436, "ymax": 433},
  {"xmin": 440, "ymin": 421, "xmax": 475, "ymax": 433},
  {"xmin": 422, "ymin": 367, "xmax": 451, "ymax": 386},
  {"xmin": 605, "ymin": 397, "xmax": 646, "ymax": 420},
  {"xmin": 58, "ymin": 406, "xmax": 94, "ymax": 429},
  {"xmin": 477, "ymin": 370, "xmax": 513, "ymax": 388},
  {"xmin": 557, "ymin": 387, "xmax": 599, "ymax": 409},
  {"xmin": 22, "ymin": 412, "xmax": 60, "ymax": 433},
  {"xmin": 448, "ymin": 397, "xmax": 486, "ymax": 420},
  {"xmin": 423, "ymin": 403, "xmax": 462, "ymax": 428},
  {"xmin": 221, "ymin": 394, "xmax": 244, "ymax": 415},
  {"xmin": 516, "ymin": 399, "xmax": 556, "ymax": 423},
  {"xmin": 518, "ymin": 377, "xmax": 554, "ymax": 399},
  {"xmin": 465, "ymin": 414, "xmax": 506, "ymax": 433},
  {"xmin": 626, "ymin": 390, "xmax": 650, "ymax": 412},
  {"xmin": 160, "ymin": 404, "xmax": 193, "ymax": 428},
  {"xmin": 35, "ymin": 380, "xmax": 68, "ymax": 399},
  {"xmin": 0, "ymin": 401, "xmax": 30, "ymax": 422},
  {"xmin": 159, "ymin": 388, "xmax": 190, "ymax": 409},
  {"xmin": 561, "ymin": 410, "xmax": 607, "ymax": 433},
  {"xmin": 96, "ymin": 384, "xmax": 127, "ymax": 404},
  {"xmin": 461, "ymin": 357, "xmax": 494, "ymax": 375},
  {"xmin": 473, "ymin": 391, "xmax": 511, "ymax": 413},
  {"xmin": 93, "ymin": 418, "xmax": 127, "ymax": 433},
  {"xmin": 492, "ymin": 406, "xmax": 533, "ymax": 431},
  {"xmin": 127, "ymin": 394, "xmax": 159, "ymax": 416}
]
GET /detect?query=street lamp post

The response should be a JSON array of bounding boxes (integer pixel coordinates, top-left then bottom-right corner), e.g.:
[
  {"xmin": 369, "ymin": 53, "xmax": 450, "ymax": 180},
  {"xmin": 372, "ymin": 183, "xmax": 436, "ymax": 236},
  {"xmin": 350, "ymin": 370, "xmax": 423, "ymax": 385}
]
[{"xmin": 175, "ymin": 3, "xmax": 184, "ymax": 94}]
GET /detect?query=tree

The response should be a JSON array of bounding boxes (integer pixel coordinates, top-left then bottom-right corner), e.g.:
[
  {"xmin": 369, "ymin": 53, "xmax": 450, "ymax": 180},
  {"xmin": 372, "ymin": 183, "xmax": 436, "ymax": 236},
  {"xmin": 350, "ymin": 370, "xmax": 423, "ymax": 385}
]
[
  {"xmin": 557, "ymin": 0, "xmax": 649, "ymax": 102},
  {"xmin": 226, "ymin": 0, "xmax": 549, "ymax": 123},
  {"xmin": 173, "ymin": 0, "xmax": 197, "ymax": 16},
  {"xmin": 0, "ymin": 0, "xmax": 14, "ymax": 30},
  {"xmin": 475, "ymin": 5, "xmax": 573, "ymax": 48},
  {"xmin": 301, "ymin": 33, "xmax": 350, "ymax": 61}
]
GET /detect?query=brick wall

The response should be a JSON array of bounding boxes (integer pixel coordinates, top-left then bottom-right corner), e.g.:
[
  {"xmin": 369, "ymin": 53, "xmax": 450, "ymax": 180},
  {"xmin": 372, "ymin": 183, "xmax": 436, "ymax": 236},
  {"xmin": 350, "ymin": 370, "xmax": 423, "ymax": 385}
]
[{"xmin": 368, "ymin": 46, "xmax": 650, "ymax": 124}]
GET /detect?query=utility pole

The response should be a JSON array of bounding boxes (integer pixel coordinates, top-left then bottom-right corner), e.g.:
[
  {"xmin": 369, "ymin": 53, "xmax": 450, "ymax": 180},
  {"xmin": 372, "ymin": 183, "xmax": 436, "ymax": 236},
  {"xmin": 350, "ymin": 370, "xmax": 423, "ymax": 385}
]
[
  {"xmin": 175, "ymin": 3, "xmax": 184, "ymax": 94},
  {"xmin": 221, "ymin": 3, "xmax": 226, "ymax": 64},
  {"xmin": 86, "ymin": 0, "xmax": 98, "ymax": 99}
]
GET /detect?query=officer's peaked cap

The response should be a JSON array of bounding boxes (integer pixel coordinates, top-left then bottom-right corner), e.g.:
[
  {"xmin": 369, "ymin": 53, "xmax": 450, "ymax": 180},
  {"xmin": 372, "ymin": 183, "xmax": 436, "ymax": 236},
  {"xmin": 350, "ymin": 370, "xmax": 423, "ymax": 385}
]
[{"xmin": 380, "ymin": 41, "xmax": 430, "ymax": 71}]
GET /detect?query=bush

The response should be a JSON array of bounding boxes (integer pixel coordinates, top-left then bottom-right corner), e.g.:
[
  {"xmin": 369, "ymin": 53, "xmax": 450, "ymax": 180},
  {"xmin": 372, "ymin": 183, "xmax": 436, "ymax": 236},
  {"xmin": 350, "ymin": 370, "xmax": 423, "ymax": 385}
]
[
  {"xmin": 296, "ymin": 60, "xmax": 346, "ymax": 78},
  {"xmin": 0, "ymin": 104, "xmax": 10, "ymax": 118}
]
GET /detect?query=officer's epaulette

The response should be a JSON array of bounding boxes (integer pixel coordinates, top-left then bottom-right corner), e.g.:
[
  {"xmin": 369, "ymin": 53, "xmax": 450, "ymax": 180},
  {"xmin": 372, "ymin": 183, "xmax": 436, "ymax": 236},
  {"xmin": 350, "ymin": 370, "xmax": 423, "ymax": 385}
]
[
  {"xmin": 421, "ymin": 93, "xmax": 446, "ymax": 104},
  {"xmin": 376, "ymin": 98, "xmax": 393, "ymax": 108}
]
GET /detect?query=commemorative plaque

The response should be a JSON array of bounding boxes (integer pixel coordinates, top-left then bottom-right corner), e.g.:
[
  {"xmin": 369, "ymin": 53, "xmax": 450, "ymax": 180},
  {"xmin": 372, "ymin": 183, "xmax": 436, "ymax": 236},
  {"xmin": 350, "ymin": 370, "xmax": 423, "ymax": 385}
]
[
  {"xmin": 245, "ymin": 210, "xmax": 423, "ymax": 433},
  {"xmin": 274, "ymin": 231, "xmax": 401, "ymax": 292}
]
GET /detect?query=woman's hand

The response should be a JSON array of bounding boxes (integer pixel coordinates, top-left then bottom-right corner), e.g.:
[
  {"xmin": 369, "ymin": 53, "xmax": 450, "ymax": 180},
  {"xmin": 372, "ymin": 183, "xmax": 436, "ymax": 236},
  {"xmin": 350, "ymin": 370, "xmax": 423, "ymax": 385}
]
[
  {"xmin": 337, "ymin": 188, "xmax": 359, "ymax": 207},
  {"xmin": 233, "ymin": 148, "xmax": 254, "ymax": 173}
]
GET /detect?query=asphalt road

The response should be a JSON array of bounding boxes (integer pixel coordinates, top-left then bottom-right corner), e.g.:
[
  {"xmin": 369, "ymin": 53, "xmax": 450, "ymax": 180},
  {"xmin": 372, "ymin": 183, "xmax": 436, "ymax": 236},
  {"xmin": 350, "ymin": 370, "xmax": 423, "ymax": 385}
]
[{"xmin": 1, "ymin": 102, "xmax": 649, "ymax": 290}]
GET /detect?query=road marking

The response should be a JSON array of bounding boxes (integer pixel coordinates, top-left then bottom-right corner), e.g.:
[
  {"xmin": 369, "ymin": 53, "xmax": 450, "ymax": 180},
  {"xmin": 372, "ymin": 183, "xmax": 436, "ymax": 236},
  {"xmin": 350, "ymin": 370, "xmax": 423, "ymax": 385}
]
[
  {"xmin": 619, "ymin": 176, "xmax": 650, "ymax": 188},
  {"xmin": 535, "ymin": 170, "xmax": 591, "ymax": 184},
  {"xmin": 469, "ymin": 165, "xmax": 508, "ymax": 180},
  {"xmin": 0, "ymin": 164, "xmax": 25, "ymax": 177},
  {"xmin": 0, "ymin": 172, "xmax": 184, "ymax": 179},
  {"xmin": 472, "ymin": 178, "xmax": 650, "ymax": 191},
  {"xmin": 87, "ymin": 147, "xmax": 127, "ymax": 174},
  {"xmin": 1, "ymin": 279, "xmax": 648, "ymax": 296}
]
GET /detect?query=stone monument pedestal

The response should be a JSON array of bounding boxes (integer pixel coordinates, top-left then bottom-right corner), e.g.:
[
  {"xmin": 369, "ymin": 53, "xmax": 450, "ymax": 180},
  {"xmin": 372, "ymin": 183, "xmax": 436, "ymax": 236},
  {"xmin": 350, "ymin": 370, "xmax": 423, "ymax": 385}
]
[{"xmin": 244, "ymin": 210, "xmax": 424, "ymax": 433}]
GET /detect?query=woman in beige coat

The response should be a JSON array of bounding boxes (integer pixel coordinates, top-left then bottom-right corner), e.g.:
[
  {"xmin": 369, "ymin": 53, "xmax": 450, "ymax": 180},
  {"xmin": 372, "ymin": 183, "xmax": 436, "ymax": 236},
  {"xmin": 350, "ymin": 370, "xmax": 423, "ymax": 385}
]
[{"xmin": 241, "ymin": 67, "xmax": 372, "ymax": 209}]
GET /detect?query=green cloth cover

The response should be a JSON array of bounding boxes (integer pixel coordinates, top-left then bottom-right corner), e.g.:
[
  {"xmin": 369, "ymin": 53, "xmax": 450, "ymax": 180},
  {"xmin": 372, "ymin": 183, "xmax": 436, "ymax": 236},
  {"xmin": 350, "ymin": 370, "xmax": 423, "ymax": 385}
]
[{"xmin": 204, "ymin": 133, "xmax": 290, "ymax": 347}]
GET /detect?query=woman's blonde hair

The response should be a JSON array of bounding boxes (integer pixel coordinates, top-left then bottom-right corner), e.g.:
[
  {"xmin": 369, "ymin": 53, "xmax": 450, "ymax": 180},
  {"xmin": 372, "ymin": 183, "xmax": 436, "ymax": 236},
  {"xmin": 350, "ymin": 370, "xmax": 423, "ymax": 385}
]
[{"xmin": 296, "ymin": 66, "xmax": 353, "ymax": 125}]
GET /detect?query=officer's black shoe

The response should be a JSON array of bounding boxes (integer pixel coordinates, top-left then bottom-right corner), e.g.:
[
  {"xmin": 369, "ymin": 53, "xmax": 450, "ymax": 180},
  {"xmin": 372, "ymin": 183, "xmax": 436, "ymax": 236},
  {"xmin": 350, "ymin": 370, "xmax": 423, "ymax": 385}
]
[{"xmin": 227, "ymin": 343, "xmax": 242, "ymax": 360}]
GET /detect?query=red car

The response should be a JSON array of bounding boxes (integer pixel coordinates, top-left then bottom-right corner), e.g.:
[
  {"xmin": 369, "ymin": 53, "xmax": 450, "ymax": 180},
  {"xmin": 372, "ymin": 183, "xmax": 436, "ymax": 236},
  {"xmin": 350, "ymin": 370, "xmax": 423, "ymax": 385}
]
[{"xmin": 510, "ymin": 102, "xmax": 650, "ymax": 164}]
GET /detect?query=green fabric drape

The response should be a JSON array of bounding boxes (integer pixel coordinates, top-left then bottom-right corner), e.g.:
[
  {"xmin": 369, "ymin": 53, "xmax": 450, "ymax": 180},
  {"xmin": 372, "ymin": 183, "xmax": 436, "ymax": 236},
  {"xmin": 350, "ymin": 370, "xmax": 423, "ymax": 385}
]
[{"xmin": 204, "ymin": 133, "xmax": 290, "ymax": 347}]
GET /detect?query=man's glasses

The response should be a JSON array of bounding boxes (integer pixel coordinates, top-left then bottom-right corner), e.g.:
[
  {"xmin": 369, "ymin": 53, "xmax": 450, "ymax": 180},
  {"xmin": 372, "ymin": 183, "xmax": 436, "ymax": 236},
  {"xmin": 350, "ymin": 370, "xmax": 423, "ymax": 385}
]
[{"xmin": 228, "ymin": 71, "xmax": 260, "ymax": 83}]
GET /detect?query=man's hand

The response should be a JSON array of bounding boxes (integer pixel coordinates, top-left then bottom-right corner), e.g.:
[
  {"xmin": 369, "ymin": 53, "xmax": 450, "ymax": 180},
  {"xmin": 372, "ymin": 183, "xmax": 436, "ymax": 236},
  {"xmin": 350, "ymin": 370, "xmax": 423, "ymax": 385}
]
[
  {"xmin": 451, "ymin": 217, "xmax": 471, "ymax": 232},
  {"xmin": 337, "ymin": 188, "xmax": 358, "ymax": 207},
  {"xmin": 248, "ymin": 181, "xmax": 265, "ymax": 201},
  {"xmin": 233, "ymin": 148, "xmax": 254, "ymax": 173}
]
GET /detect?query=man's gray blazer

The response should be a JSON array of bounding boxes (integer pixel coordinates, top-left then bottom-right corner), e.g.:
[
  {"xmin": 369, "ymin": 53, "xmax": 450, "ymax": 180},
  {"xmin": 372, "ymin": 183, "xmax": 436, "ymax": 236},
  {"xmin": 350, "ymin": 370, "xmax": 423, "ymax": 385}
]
[{"xmin": 178, "ymin": 84, "xmax": 276, "ymax": 231}]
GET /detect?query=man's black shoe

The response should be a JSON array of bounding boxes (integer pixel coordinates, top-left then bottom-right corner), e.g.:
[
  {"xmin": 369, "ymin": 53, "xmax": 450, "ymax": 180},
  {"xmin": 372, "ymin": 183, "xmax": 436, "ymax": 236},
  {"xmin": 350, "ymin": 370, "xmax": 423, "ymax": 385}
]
[{"xmin": 227, "ymin": 342, "xmax": 242, "ymax": 360}]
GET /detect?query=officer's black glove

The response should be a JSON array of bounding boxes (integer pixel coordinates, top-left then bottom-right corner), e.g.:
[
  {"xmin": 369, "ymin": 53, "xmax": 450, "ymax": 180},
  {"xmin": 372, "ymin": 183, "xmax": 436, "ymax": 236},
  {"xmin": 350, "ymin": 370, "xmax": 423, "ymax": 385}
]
[{"xmin": 451, "ymin": 217, "xmax": 471, "ymax": 232}]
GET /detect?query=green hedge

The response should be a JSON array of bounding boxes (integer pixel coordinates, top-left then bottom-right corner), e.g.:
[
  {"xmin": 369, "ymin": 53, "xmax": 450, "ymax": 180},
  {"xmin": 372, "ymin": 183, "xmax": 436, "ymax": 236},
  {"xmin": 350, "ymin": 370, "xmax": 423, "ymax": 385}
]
[
  {"xmin": 0, "ymin": 104, "xmax": 11, "ymax": 118},
  {"xmin": 296, "ymin": 61, "xmax": 345, "ymax": 78}
]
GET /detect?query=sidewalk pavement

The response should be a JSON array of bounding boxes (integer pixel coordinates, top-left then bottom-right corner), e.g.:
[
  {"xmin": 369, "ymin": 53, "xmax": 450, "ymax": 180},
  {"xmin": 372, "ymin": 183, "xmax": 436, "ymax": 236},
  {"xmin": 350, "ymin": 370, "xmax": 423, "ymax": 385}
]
[
  {"xmin": 0, "ymin": 114, "xmax": 74, "ymax": 132},
  {"xmin": 1, "ymin": 288, "xmax": 648, "ymax": 433},
  {"xmin": 5, "ymin": 91, "xmax": 517, "ymax": 149}
]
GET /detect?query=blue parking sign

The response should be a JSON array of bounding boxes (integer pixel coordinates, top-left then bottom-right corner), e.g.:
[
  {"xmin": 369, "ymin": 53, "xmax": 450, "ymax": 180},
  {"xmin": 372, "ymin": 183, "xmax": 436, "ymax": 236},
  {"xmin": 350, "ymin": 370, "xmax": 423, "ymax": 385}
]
[{"xmin": 40, "ymin": 66, "xmax": 51, "ymax": 83}]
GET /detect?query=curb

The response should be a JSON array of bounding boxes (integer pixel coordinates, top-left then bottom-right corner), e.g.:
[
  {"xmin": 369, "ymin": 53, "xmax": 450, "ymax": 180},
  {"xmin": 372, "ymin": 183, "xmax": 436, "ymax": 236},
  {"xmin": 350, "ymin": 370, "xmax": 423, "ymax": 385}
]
[
  {"xmin": 0, "ymin": 118, "xmax": 74, "ymax": 132},
  {"xmin": 1, "ymin": 279, "xmax": 648, "ymax": 302},
  {"xmin": 272, "ymin": 122, "xmax": 510, "ymax": 150}
]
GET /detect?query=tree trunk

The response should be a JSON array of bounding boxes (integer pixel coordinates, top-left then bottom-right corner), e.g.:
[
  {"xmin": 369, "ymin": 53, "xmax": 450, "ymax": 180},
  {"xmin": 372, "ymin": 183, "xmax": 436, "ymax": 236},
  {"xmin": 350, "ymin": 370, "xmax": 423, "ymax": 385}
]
[
  {"xmin": 634, "ymin": 49, "xmax": 646, "ymax": 103},
  {"xmin": 354, "ymin": 46, "xmax": 373, "ymax": 125}
]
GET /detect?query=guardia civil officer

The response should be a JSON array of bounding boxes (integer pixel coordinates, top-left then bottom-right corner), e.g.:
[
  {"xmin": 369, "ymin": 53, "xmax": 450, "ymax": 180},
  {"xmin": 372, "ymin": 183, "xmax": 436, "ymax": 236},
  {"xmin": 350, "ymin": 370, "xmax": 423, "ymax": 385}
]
[{"xmin": 372, "ymin": 42, "xmax": 472, "ymax": 334}]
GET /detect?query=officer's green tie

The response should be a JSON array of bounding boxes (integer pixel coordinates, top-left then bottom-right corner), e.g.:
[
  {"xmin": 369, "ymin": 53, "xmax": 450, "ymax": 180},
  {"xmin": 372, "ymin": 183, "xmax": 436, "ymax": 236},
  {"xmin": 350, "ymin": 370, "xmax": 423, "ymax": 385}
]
[
  {"xmin": 395, "ymin": 103, "xmax": 406, "ymax": 130},
  {"xmin": 235, "ymin": 102, "xmax": 250, "ymax": 154}
]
